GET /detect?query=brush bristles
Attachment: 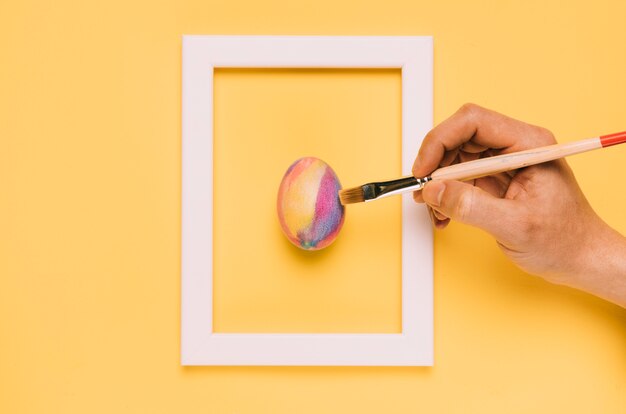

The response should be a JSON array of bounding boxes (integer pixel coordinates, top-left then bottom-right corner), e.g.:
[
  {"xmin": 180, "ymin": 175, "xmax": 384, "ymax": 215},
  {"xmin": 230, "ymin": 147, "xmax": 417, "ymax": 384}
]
[{"xmin": 338, "ymin": 186, "xmax": 366, "ymax": 205}]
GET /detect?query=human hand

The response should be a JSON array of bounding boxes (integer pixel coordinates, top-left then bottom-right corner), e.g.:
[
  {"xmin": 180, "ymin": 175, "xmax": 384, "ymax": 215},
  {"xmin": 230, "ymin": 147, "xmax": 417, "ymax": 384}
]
[{"xmin": 412, "ymin": 104, "xmax": 626, "ymax": 306}]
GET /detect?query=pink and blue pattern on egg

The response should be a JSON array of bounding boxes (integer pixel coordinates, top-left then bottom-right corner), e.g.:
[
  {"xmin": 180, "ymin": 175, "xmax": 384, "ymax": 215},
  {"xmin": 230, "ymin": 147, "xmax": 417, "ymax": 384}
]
[{"xmin": 277, "ymin": 157, "xmax": 345, "ymax": 250}]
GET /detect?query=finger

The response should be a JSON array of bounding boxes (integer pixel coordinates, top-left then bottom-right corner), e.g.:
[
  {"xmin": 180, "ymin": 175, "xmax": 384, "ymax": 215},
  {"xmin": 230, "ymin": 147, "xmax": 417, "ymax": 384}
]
[
  {"xmin": 412, "ymin": 103, "xmax": 557, "ymax": 178},
  {"xmin": 421, "ymin": 179, "xmax": 521, "ymax": 241},
  {"xmin": 458, "ymin": 151, "xmax": 481, "ymax": 163},
  {"xmin": 461, "ymin": 141, "xmax": 488, "ymax": 153},
  {"xmin": 415, "ymin": 173, "xmax": 504, "ymax": 203},
  {"xmin": 413, "ymin": 190, "xmax": 424, "ymax": 203},
  {"xmin": 428, "ymin": 206, "xmax": 450, "ymax": 230},
  {"xmin": 439, "ymin": 149, "xmax": 459, "ymax": 168},
  {"xmin": 474, "ymin": 175, "xmax": 511, "ymax": 198},
  {"xmin": 426, "ymin": 205, "xmax": 436, "ymax": 225},
  {"xmin": 435, "ymin": 216, "xmax": 450, "ymax": 230},
  {"xmin": 432, "ymin": 208, "xmax": 448, "ymax": 221},
  {"xmin": 422, "ymin": 202, "xmax": 451, "ymax": 229}
]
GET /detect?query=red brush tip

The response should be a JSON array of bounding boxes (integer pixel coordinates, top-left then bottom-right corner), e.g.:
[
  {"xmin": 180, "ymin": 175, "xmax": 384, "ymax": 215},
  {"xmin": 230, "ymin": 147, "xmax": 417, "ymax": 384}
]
[{"xmin": 600, "ymin": 131, "xmax": 626, "ymax": 147}]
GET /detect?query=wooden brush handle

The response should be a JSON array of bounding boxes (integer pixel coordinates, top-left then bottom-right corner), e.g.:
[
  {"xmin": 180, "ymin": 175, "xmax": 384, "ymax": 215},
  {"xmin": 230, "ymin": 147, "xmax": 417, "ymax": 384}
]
[{"xmin": 431, "ymin": 132, "xmax": 626, "ymax": 182}]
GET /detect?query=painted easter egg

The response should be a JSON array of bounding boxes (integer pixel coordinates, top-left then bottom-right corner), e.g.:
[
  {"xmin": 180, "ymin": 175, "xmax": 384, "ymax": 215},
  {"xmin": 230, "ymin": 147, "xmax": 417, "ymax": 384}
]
[{"xmin": 277, "ymin": 157, "xmax": 345, "ymax": 250}]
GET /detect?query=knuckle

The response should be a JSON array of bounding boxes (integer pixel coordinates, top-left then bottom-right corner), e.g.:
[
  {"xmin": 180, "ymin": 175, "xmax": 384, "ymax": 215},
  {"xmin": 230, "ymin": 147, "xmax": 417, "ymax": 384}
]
[
  {"xmin": 458, "ymin": 102, "xmax": 482, "ymax": 119},
  {"xmin": 533, "ymin": 126, "xmax": 556, "ymax": 145}
]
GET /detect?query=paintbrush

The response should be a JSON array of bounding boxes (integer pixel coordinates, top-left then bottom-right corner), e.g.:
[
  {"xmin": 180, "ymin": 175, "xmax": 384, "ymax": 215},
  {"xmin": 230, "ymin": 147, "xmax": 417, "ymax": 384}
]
[{"xmin": 339, "ymin": 131, "xmax": 626, "ymax": 205}]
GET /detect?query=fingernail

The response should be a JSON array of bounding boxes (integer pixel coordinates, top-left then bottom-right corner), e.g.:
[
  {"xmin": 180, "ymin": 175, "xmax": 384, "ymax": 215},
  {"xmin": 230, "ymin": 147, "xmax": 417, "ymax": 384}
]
[
  {"xmin": 411, "ymin": 153, "xmax": 423, "ymax": 176},
  {"xmin": 436, "ymin": 183, "xmax": 445, "ymax": 207},
  {"xmin": 427, "ymin": 206, "xmax": 436, "ymax": 225}
]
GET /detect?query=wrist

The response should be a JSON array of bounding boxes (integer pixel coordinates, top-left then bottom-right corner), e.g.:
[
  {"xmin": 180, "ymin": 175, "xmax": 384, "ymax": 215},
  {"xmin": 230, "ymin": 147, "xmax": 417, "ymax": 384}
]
[{"xmin": 567, "ymin": 218, "xmax": 626, "ymax": 307}]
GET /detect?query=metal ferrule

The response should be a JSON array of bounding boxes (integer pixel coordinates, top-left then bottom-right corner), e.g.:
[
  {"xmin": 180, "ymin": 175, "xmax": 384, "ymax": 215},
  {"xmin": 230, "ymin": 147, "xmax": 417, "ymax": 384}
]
[{"xmin": 364, "ymin": 176, "xmax": 432, "ymax": 201}]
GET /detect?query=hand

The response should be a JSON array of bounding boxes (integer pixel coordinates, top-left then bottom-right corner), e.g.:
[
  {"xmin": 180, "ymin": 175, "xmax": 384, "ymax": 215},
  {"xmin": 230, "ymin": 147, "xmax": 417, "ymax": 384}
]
[{"xmin": 412, "ymin": 104, "xmax": 626, "ymax": 307}]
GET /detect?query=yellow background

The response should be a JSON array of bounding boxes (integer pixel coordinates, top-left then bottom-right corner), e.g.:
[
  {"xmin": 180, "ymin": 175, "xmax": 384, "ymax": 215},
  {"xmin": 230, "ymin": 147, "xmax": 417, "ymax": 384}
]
[
  {"xmin": 213, "ymin": 68, "xmax": 403, "ymax": 333},
  {"xmin": 1, "ymin": 0, "xmax": 625, "ymax": 412}
]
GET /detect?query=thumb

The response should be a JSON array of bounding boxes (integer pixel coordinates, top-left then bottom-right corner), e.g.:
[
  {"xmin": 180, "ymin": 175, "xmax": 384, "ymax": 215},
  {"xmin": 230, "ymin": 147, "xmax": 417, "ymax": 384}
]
[{"xmin": 422, "ymin": 180, "xmax": 518, "ymax": 240}]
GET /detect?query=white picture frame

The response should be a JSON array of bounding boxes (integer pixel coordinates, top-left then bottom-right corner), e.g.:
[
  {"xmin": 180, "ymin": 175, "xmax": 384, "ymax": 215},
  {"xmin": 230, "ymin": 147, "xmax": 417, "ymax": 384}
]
[{"xmin": 182, "ymin": 35, "xmax": 433, "ymax": 366}]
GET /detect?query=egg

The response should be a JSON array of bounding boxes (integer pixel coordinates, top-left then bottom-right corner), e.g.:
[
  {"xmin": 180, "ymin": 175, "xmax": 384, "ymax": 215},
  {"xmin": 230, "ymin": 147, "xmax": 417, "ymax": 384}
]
[{"xmin": 277, "ymin": 157, "xmax": 345, "ymax": 250}]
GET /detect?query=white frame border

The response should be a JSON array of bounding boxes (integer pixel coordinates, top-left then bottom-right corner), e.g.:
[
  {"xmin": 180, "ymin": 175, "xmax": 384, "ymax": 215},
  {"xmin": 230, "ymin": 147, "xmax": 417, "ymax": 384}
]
[{"xmin": 182, "ymin": 36, "xmax": 433, "ymax": 366}]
